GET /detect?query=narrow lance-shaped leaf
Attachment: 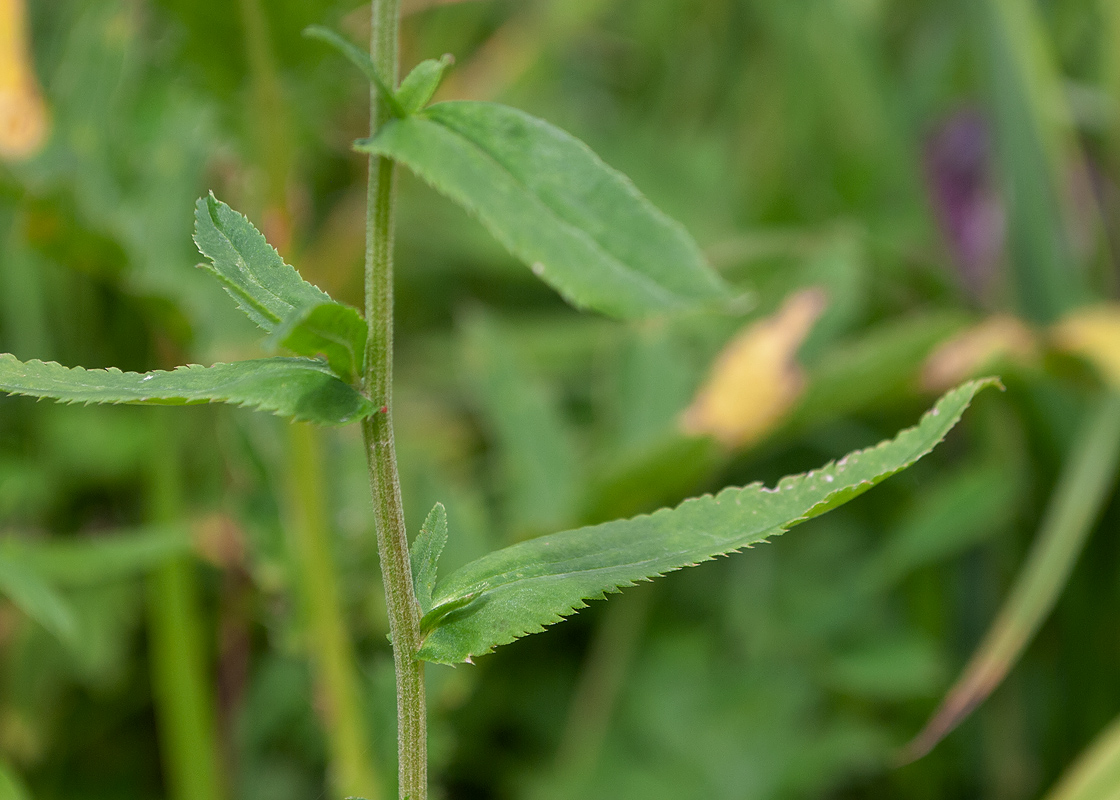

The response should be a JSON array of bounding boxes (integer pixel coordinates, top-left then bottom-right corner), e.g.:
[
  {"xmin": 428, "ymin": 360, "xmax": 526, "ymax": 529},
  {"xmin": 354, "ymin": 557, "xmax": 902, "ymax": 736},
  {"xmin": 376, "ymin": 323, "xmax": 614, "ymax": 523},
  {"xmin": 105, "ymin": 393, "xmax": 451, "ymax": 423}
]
[
  {"xmin": 900, "ymin": 391, "xmax": 1120, "ymax": 762},
  {"xmin": 417, "ymin": 378, "xmax": 999, "ymax": 665},
  {"xmin": 0, "ymin": 353, "xmax": 376, "ymax": 426},
  {"xmin": 411, "ymin": 503, "xmax": 448, "ymax": 615},
  {"xmin": 356, "ymin": 101, "xmax": 734, "ymax": 320},
  {"xmin": 194, "ymin": 194, "xmax": 367, "ymax": 380}
]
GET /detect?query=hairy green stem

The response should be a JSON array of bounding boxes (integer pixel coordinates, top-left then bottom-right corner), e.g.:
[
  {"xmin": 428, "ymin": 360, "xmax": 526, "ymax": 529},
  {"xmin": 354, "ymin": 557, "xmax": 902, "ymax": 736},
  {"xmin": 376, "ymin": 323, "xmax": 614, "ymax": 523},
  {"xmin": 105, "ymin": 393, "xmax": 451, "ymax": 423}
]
[
  {"xmin": 288, "ymin": 423, "xmax": 382, "ymax": 800},
  {"xmin": 146, "ymin": 412, "xmax": 225, "ymax": 800},
  {"xmin": 361, "ymin": 2, "xmax": 426, "ymax": 798}
]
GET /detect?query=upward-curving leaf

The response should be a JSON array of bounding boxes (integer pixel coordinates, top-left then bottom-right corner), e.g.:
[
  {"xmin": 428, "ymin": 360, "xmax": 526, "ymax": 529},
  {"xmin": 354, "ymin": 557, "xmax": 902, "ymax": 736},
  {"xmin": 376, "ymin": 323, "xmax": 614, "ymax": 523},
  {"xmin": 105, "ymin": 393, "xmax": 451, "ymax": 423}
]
[
  {"xmin": 193, "ymin": 194, "xmax": 367, "ymax": 379},
  {"xmin": 356, "ymin": 101, "xmax": 733, "ymax": 320},
  {"xmin": 0, "ymin": 354, "xmax": 376, "ymax": 425},
  {"xmin": 417, "ymin": 379, "xmax": 998, "ymax": 664}
]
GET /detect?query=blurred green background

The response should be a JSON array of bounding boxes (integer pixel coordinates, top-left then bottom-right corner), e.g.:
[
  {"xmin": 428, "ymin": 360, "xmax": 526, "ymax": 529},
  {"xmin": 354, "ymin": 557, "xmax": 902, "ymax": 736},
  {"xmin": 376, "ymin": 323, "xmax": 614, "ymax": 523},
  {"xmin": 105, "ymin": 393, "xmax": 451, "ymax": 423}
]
[{"xmin": 1, "ymin": 0, "xmax": 1120, "ymax": 799}]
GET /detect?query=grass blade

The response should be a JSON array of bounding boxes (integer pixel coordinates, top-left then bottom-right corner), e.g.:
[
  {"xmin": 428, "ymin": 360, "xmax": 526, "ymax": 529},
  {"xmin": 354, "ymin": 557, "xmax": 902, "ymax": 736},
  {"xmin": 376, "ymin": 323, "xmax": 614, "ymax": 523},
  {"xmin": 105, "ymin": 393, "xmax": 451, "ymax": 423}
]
[
  {"xmin": 901, "ymin": 392, "xmax": 1120, "ymax": 761},
  {"xmin": 1043, "ymin": 713, "xmax": 1120, "ymax": 800}
]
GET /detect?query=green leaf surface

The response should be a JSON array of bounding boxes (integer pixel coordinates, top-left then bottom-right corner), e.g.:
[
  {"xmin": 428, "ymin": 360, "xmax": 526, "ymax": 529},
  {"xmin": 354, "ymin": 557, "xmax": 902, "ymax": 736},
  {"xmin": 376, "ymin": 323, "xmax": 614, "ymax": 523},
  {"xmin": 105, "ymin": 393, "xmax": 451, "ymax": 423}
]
[
  {"xmin": 194, "ymin": 195, "xmax": 367, "ymax": 377},
  {"xmin": 397, "ymin": 55, "xmax": 454, "ymax": 114},
  {"xmin": 265, "ymin": 300, "xmax": 367, "ymax": 385},
  {"xmin": 417, "ymin": 378, "xmax": 998, "ymax": 664},
  {"xmin": 411, "ymin": 503, "xmax": 448, "ymax": 615},
  {"xmin": 0, "ymin": 354, "xmax": 375, "ymax": 425},
  {"xmin": 194, "ymin": 194, "xmax": 330, "ymax": 329},
  {"xmin": 356, "ymin": 101, "xmax": 733, "ymax": 319},
  {"xmin": 0, "ymin": 554, "xmax": 77, "ymax": 645}
]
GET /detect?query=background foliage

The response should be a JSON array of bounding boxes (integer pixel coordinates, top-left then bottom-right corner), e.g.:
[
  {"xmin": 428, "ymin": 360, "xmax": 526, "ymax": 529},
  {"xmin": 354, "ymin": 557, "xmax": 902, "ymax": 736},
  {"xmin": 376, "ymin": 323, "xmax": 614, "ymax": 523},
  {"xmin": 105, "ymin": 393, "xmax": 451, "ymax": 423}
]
[{"xmin": 1, "ymin": 0, "xmax": 1119, "ymax": 799}]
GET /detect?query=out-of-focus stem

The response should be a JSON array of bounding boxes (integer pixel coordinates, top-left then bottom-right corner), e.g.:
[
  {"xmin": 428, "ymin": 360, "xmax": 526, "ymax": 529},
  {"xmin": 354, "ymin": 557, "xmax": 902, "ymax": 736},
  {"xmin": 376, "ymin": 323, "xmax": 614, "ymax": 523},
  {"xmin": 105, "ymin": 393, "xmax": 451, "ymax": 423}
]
[
  {"xmin": 146, "ymin": 411, "xmax": 225, "ymax": 800},
  {"xmin": 287, "ymin": 422, "xmax": 381, "ymax": 800}
]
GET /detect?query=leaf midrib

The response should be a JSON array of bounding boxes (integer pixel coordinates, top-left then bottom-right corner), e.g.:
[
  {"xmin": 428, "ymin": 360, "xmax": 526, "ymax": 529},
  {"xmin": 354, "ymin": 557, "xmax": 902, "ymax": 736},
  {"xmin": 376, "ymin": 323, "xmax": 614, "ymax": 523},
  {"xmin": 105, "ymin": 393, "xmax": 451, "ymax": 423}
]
[{"xmin": 414, "ymin": 110, "xmax": 687, "ymax": 312}]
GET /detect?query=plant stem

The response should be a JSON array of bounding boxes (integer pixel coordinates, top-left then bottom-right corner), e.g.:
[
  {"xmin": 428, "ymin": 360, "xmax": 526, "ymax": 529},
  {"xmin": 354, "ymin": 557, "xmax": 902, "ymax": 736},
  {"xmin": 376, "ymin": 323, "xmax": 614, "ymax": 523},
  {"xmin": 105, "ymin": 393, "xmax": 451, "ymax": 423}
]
[
  {"xmin": 146, "ymin": 411, "xmax": 225, "ymax": 800},
  {"xmin": 361, "ymin": 2, "xmax": 426, "ymax": 799},
  {"xmin": 288, "ymin": 423, "xmax": 382, "ymax": 800}
]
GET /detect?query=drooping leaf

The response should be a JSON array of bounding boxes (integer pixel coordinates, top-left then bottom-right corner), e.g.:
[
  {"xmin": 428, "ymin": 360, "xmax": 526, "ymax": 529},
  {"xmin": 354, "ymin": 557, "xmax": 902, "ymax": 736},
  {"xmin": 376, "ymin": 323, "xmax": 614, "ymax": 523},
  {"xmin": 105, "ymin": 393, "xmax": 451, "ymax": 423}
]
[
  {"xmin": 193, "ymin": 194, "xmax": 367, "ymax": 373},
  {"xmin": 1042, "ymin": 712, "xmax": 1120, "ymax": 800},
  {"xmin": 901, "ymin": 391, "xmax": 1120, "ymax": 762},
  {"xmin": 0, "ymin": 354, "xmax": 376, "ymax": 425},
  {"xmin": 397, "ymin": 55, "xmax": 454, "ymax": 114},
  {"xmin": 355, "ymin": 101, "xmax": 733, "ymax": 319},
  {"xmin": 411, "ymin": 503, "xmax": 448, "ymax": 615},
  {"xmin": 265, "ymin": 301, "xmax": 367, "ymax": 385},
  {"xmin": 0, "ymin": 554, "xmax": 77, "ymax": 645},
  {"xmin": 303, "ymin": 25, "xmax": 404, "ymax": 117},
  {"xmin": 417, "ymin": 378, "xmax": 998, "ymax": 664},
  {"xmin": 0, "ymin": 525, "xmax": 193, "ymax": 587}
]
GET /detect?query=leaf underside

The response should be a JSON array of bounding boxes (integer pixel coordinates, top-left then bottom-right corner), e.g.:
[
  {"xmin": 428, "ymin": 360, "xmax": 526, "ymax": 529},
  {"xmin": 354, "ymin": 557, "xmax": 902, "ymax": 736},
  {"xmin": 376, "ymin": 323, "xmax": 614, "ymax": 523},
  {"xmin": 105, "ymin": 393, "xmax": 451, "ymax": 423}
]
[
  {"xmin": 356, "ymin": 101, "xmax": 732, "ymax": 320},
  {"xmin": 193, "ymin": 194, "xmax": 366, "ymax": 379},
  {"xmin": 0, "ymin": 353, "xmax": 375, "ymax": 426},
  {"xmin": 417, "ymin": 379, "xmax": 998, "ymax": 665}
]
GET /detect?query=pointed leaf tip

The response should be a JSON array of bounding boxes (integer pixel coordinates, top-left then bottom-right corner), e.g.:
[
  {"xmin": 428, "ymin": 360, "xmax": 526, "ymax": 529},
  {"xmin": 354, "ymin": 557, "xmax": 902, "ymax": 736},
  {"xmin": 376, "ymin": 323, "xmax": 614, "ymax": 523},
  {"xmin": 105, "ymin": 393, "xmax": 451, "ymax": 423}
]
[
  {"xmin": 417, "ymin": 378, "xmax": 998, "ymax": 664},
  {"xmin": 355, "ymin": 101, "xmax": 732, "ymax": 319},
  {"xmin": 411, "ymin": 502, "xmax": 448, "ymax": 614}
]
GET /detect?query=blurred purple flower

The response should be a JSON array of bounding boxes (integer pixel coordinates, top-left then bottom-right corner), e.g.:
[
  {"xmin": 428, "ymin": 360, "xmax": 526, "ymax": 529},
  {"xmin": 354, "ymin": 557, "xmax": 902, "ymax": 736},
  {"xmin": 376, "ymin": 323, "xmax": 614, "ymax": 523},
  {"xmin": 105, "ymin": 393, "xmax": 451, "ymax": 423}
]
[{"xmin": 924, "ymin": 110, "xmax": 1005, "ymax": 297}]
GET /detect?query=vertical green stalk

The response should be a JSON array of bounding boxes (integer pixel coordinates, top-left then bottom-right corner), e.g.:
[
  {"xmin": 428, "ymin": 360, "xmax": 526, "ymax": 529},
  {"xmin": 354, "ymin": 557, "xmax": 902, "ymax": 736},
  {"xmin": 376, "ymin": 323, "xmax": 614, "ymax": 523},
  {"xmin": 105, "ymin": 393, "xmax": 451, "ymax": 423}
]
[
  {"xmin": 287, "ymin": 422, "xmax": 381, "ymax": 800},
  {"xmin": 237, "ymin": 4, "xmax": 382, "ymax": 794},
  {"xmin": 360, "ymin": 1, "xmax": 426, "ymax": 798},
  {"xmin": 146, "ymin": 411, "xmax": 224, "ymax": 800}
]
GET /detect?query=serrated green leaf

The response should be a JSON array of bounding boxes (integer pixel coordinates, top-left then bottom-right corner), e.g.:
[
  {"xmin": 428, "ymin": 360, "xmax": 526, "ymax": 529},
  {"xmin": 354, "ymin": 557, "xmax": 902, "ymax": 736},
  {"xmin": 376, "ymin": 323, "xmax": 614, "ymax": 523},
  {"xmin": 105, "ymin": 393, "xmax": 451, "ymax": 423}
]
[
  {"xmin": 193, "ymin": 194, "xmax": 337, "ymax": 325},
  {"xmin": 0, "ymin": 354, "xmax": 375, "ymax": 425},
  {"xmin": 417, "ymin": 379, "xmax": 998, "ymax": 664},
  {"xmin": 0, "ymin": 554, "xmax": 77, "ymax": 645},
  {"xmin": 411, "ymin": 502, "xmax": 448, "ymax": 615},
  {"xmin": 397, "ymin": 55, "xmax": 453, "ymax": 114},
  {"xmin": 355, "ymin": 101, "xmax": 733, "ymax": 319},
  {"xmin": 303, "ymin": 25, "xmax": 404, "ymax": 117},
  {"xmin": 265, "ymin": 301, "xmax": 367, "ymax": 385}
]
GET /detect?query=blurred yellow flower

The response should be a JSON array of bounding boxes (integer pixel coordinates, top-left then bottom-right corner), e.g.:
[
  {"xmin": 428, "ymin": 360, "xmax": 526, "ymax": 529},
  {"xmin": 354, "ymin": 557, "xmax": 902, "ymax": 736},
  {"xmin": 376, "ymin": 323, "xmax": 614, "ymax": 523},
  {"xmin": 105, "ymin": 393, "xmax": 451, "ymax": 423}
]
[
  {"xmin": 681, "ymin": 287, "xmax": 827, "ymax": 449},
  {"xmin": 1050, "ymin": 304, "xmax": 1120, "ymax": 390},
  {"xmin": 0, "ymin": 0, "xmax": 49, "ymax": 160},
  {"xmin": 920, "ymin": 314, "xmax": 1037, "ymax": 393}
]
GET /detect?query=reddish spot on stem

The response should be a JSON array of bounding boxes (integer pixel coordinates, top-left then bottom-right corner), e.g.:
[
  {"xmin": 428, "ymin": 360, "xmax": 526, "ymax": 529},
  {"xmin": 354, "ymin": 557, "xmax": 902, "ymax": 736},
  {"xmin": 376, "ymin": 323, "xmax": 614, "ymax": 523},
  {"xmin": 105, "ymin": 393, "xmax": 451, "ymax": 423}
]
[{"xmin": 380, "ymin": 405, "xmax": 388, "ymax": 414}]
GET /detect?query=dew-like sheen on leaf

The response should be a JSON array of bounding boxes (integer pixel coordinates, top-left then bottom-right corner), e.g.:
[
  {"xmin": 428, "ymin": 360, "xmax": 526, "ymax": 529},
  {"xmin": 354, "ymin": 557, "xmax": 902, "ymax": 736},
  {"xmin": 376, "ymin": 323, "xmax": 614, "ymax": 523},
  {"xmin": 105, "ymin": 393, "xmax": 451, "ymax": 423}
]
[
  {"xmin": 356, "ymin": 101, "xmax": 732, "ymax": 319},
  {"xmin": 0, "ymin": 354, "xmax": 376, "ymax": 425},
  {"xmin": 417, "ymin": 379, "xmax": 998, "ymax": 664}
]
